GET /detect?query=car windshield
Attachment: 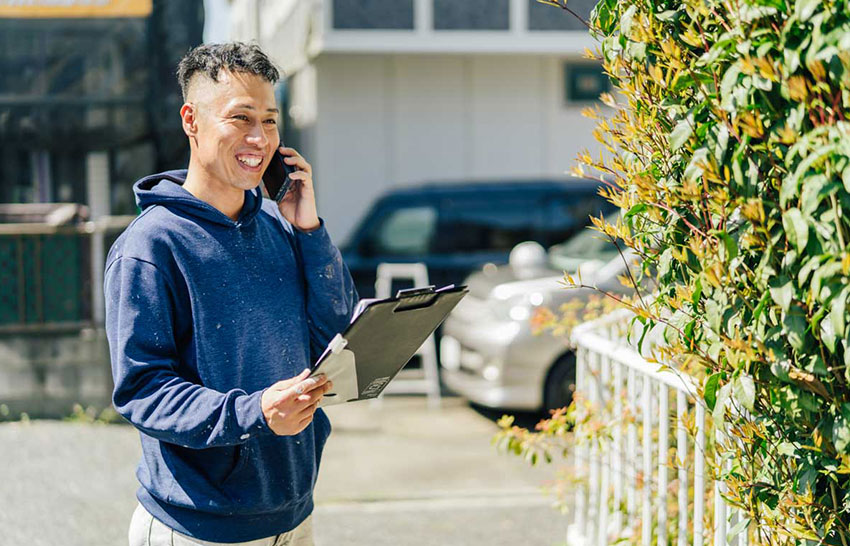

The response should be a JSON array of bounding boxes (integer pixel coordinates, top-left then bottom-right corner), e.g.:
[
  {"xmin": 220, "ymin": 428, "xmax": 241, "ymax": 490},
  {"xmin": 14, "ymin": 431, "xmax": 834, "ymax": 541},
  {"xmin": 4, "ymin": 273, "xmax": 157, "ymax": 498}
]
[{"xmin": 548, "ymin": 221, "xmax": 620, "ymax": 271}]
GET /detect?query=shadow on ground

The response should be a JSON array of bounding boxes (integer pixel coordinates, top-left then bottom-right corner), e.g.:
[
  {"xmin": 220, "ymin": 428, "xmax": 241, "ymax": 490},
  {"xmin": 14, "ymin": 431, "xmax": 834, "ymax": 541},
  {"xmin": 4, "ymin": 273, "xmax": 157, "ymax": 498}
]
[{"xmin": 468, "ymin": 402, "xmax": 547, "ymax": 430}]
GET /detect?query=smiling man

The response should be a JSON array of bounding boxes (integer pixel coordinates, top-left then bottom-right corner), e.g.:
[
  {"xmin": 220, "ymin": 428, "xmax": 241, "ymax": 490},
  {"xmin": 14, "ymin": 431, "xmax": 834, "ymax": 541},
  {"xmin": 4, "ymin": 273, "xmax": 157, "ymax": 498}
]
[{"xmin": 104, "ymin": 43, "xmax": 358, "ymax": 545}]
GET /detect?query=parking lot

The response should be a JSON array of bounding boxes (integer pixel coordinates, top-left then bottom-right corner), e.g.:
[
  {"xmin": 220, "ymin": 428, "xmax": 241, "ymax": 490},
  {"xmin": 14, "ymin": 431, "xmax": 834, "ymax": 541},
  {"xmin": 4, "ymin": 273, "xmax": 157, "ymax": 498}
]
[{"xmin": 1, "ymin": 396, "xmax": 570, "ymax": 546}]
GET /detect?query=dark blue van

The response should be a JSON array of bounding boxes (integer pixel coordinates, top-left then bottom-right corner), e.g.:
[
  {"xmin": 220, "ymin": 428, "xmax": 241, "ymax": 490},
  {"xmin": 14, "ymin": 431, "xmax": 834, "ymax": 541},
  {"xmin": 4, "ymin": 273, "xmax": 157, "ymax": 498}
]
[{"xmin": 341, "ymin": 178, "xmax": 614, "ymax": 298}]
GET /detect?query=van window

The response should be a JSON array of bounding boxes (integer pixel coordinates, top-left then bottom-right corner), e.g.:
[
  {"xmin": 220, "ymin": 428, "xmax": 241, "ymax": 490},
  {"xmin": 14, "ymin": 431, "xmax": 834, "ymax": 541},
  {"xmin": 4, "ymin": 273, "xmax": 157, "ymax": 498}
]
[
  {"xmin": 541, "ymin": 192, "xmax": 614, "ymax": 247},
  {"xmin": 369, "ymin": 205, "xmax": 437, "ymax": 256},
  {"xmin": 435, "ymin": 196, "xmax": 538, "ymax": 253}
]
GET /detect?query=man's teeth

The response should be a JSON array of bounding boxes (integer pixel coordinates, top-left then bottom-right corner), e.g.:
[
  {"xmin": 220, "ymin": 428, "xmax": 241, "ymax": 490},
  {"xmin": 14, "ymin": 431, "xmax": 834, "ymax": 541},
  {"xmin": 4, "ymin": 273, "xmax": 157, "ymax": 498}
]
[{"xmin": 237, "ymin": 156, "xmax": 262, "ymax": 167}]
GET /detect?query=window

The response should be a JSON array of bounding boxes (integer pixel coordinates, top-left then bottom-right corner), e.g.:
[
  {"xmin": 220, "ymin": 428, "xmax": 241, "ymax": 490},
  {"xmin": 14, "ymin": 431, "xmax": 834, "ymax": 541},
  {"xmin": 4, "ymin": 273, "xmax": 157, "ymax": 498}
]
[
  {"xmin": 564, "ymin": 62, "xmax": 610, "ymax": 104},
  {"xmin": 433, "ymin": 0, "xmax": 509, "ymax": 31},
  {"xmin": 0, "ymin": 148, "xmax": 33, "ymax": 203},
  {"xmin": 370, "ymin": 206, "xmax": 437, "ymax": 256},
  {"xmin": 435, "ymin": 196, "xmax": 539, "ymax": 253},
  {"xmin": 528, "ymin": 0, "xmax": 595, "ymax": 31},
  {"xmin": 541, "ymin": 191, "xmax": 616, "ymax": 247},
  {"xmin": 51, "ymin": 152, "xmax": 87, "ymax": 205},
  {"xmin": 332, "ymin": 0, "xmax": 414, "ymax": 30}
]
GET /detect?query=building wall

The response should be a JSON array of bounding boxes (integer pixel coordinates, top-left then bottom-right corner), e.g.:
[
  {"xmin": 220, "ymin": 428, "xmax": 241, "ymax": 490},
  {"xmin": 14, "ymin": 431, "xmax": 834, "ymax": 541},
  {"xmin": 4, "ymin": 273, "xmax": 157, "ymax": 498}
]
[
  {"xmin": 0, "ymin": 330, "xmax": 113, "ymax": 419},
  {"xmin": 311, "ymin": 53, "xmax": 603, "ymax": 244}
]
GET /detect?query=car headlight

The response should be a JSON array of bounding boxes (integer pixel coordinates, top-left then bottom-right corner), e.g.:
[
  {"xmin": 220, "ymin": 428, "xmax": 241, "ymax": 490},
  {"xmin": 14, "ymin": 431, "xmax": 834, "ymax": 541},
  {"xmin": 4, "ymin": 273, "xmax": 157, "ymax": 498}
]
[{"xmin": 490, "ymin": 291, "xmax": 549, "ymax": 322}]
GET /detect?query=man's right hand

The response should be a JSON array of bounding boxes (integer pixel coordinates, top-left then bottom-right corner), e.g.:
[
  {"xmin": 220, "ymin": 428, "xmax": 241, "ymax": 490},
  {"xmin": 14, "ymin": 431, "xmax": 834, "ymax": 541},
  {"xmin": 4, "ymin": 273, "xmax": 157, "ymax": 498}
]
[{"xmin": 261, "ymin": 369, "xmax": 332, "ymax": 436}]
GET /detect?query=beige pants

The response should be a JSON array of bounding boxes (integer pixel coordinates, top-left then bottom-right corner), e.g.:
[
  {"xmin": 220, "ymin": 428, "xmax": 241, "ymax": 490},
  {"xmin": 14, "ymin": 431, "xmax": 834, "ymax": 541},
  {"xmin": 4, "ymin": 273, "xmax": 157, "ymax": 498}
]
[{"xmin": 128, "ymin": 503, "xmax": 314, "ymax": 546}]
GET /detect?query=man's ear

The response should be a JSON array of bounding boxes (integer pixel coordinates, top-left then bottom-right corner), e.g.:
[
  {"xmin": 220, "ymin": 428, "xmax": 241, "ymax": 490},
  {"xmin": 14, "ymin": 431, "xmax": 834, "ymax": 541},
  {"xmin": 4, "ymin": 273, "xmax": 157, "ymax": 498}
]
[{"xmin": 180, "ymin": 102, "xmax": 199, "ymax": 143}]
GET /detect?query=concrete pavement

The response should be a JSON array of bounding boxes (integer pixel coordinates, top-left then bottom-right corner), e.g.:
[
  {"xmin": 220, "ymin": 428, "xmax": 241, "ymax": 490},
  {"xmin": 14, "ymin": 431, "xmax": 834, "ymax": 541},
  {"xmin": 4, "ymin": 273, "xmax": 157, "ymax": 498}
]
[{"xmin": 1, "ymin": 397, "xmax": 569, "ymax": 545}]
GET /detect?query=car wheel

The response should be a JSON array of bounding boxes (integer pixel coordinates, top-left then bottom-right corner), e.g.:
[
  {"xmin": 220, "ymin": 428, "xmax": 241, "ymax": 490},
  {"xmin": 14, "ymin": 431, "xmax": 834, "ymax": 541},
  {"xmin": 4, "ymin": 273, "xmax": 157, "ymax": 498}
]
[{"xmin": 543, "ymin": 353, "xmax": 576, "ymax": 412}]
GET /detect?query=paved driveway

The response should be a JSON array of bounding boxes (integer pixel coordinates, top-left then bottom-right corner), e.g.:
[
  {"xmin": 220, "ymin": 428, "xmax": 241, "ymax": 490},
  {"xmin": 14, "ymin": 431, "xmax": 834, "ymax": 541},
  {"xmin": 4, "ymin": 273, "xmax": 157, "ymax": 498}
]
[{"xmin": 1, "ymin": 397, "xmax": 568, "ymax": 545}]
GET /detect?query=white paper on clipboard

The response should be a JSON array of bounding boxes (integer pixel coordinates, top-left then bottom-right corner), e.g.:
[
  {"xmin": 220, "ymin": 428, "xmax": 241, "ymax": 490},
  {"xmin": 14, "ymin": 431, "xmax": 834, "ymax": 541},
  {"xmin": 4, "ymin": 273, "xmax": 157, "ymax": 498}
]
[{"xmin": 311, "ymin": 333, "xmax": 359, "ymax": 406}]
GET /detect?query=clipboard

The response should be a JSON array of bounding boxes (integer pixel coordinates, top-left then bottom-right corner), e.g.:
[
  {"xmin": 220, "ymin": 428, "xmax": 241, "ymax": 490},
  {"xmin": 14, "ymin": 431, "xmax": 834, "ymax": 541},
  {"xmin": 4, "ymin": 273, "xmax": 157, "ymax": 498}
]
[{"xmin": 310, "ymin": 284, "xmax": 468, "ymax": 406}]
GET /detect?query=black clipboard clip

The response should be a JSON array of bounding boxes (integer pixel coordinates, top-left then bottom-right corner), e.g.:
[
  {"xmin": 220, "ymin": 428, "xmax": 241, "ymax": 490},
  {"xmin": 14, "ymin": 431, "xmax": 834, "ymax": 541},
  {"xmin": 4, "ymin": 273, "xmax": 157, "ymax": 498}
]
[{"xmin": 394, "ymin": 285, "xmax": 438, "ymax": 312}]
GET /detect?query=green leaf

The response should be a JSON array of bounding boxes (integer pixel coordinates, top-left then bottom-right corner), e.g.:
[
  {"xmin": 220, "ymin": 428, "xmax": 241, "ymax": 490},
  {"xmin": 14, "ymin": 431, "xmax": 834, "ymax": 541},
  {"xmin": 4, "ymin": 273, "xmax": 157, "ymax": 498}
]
[
  {"xmin": 794, "ymin": 0, "xmax": 819, "ymax": 21},
  {"xmin": 591, "ymin": 0, "xmax": 618, "ymax": 35},
  {"xmin": 713, "ymin": 383, "xmax": 731, "ymax": 427},
  {"xmin": 654, "ymin": 9, "xmax": 679, "ymax": 22},
  {"xmin": 770, "ymin": 359, "xmax": 791, "ymax": 382},
  {"xmin": 720, "ymin": 65, "xmax": 741, "ymax": 110},
  {"xmin": 713, "ymin": 124, "xmax": 730, "ymax": 163},
  {"xmin": 777, "ymin": 442, "xmax": 796, "ymax": 457},
  {"xmin": 798, "ymin": 255, "xmax": 824, "ymax": 286},
  {"xmin": 768, "ymin": 275, "xmax": 794, "ymax": 312},
  {"xmin": 624, "ymin": 203, "xmax": 648, "ymax": 220},
  {"xmin": 833, "ymin": 404, "xmax": 850, "ymax": 453},
  {"xmin": 692, "ymin": 277, "xmax": 703, "ymax": 308},
  {"xmin": 684, "ymin": 148, "xmax": 709, "ymax": 181},
  {"xmin": 734, "ymin": 374, "xmax": 755, "ymax": 412},
  {"xmin": 739, "ymin": 4, "xmax": 777, "ymax": 22},
  {"xmin": 684, "ymin": 320, "xmax": 696, "ymax": 346},
  {"xmin": 752, "ymin": 291, "xmax": 770, "ymax": 324},
  {"xmin": 727, "ymin": 517, "xmax": 750, "ymax": 542},
  {"xmin": 657, "ymin": 247, "xmax": 674, "ymax": 280},
  {"xmin": 704, "ymin": 373, "xmax": 721, "ymax": 410},
  {"xmin": 784, "ymin": 303, "xmax": 809, "ymax": 352},
  {"xmin": 782, "ymin": 143, "xmax": 841, "ymax": 207},
  {"xmin": 830, "ymin": 286, "xmax": 849, "ymax": 338},
  {"xmin": 620, "ymin": 4, "xmax": 638, "ymax": 38},
  {"xmin": 718, "ymin": 232, "xmax": 738, "ymax": 261},
  {"xmin": 799, "ymin": 174, "xmax": 831, "ymax": 215},
  {"xmin": 812, "ymin": 260, "xmax": 844, "ymax": 301},
  {"xmin": 782, "ymin": 208, "xmax": 809, "ymax": 252},
  {"xmin": 669, "ymin": 117, "xmax": 693, "ymax": 151},
  {"xmin": 821, "ymin": 314, "xmax": 837, "ymax": 353}
]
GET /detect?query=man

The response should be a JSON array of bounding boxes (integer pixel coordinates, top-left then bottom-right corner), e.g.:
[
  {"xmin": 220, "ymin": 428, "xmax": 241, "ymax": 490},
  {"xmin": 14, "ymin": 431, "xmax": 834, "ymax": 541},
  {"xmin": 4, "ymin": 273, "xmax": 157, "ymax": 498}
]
[{"xmin": 105, "ymin": 42, "xmax": 358, "ymax": 545}]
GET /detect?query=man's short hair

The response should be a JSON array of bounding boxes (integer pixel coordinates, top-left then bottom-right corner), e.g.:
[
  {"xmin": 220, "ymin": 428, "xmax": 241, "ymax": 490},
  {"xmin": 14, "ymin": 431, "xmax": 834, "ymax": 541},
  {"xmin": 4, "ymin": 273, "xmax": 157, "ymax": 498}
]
[{"xmin": 176, "ymin": 42, "xmax": 280, "ymax": 101}]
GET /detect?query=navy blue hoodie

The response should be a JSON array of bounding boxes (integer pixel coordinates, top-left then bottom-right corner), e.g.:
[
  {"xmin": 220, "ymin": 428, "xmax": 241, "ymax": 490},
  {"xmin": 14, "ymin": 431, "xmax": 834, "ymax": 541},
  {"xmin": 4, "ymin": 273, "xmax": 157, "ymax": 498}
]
[{"xmin": 104, "ymin": 170, "xmax": 357, "ymax": 542}]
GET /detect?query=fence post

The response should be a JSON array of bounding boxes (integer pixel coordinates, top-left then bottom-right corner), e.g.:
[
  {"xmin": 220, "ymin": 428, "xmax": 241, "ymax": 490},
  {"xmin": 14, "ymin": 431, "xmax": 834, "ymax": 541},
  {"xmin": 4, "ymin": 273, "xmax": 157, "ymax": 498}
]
[
  {"xmin": 571, "ymin": 345, "xmax": 589, "ymax": 544},
  {"xmin": 676, "ymin": 390, "xmax": 688, "ymax": 546},
  {"xmin": 657, "ymin": 383, "xmax": 668, "ymax": 546},
  {"xmin": 694, "ymin": 403, "xmax": 706, "ymax": 546},
  {"xmin": 715, "ymin": 429, "xmax": 728, "ymax": 546},
  {"xmin": 641, "ymin": 374, "xmax": 652, "ymax": 546},
  {"xmin": 89, "ymin": 222, "xmax": 105, "ymax": 324}
]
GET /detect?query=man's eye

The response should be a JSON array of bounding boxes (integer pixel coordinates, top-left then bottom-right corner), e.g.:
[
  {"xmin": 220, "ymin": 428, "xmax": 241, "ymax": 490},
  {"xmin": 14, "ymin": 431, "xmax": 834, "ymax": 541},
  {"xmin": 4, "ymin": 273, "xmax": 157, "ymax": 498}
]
[
  {"xmin": 234, "ymin": 115, "xmax": 249, "ymax": 121},
  {"xmin": 264, "ymin": 119, "xmax": 277, "ymax": 124}
]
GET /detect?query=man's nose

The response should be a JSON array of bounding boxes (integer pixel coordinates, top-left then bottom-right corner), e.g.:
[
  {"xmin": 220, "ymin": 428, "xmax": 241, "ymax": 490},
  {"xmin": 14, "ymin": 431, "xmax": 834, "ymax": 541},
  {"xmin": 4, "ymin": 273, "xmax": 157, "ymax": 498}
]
[{"xmin": 245, "ymin": 122, "xmax": 268, "ymax": 146}]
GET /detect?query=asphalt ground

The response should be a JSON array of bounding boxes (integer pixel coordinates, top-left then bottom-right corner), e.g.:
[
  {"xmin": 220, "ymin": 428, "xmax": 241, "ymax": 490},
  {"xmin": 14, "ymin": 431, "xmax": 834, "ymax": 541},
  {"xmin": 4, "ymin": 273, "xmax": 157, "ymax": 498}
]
[{"xmin": 1, "ymin": 397, "xmax": 570, "ymax": 546}]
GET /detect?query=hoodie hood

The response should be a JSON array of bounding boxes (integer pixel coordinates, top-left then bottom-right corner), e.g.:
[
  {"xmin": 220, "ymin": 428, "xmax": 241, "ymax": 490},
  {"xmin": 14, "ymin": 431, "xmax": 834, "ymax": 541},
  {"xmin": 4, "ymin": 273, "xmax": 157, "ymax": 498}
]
[{"xmin": 134, "ymin": 169, "xmax": 263, "ymax": 227}]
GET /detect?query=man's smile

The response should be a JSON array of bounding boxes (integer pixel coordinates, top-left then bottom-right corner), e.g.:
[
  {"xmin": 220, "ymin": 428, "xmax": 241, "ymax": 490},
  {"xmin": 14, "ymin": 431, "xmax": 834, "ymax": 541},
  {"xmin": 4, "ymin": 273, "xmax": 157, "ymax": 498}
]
[{"xmin": 236, "ymin": 153, "xmax": 264, "ymax": 170}]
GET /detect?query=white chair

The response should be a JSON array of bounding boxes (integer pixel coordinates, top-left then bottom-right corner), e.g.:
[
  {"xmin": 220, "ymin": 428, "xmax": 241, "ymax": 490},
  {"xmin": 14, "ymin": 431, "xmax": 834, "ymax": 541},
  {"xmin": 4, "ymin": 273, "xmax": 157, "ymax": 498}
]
[{"xmin": 371, "ymin": 262, "xmax": 441, "ymax": 409}]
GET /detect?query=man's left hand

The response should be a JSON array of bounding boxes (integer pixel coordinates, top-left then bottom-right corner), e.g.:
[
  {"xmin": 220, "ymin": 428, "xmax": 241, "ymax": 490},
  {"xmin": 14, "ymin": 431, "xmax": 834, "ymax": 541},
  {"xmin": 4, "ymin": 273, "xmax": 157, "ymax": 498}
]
[{"xmin": 277, "ymin": 146, "xmax": 320, "ymax": 232}]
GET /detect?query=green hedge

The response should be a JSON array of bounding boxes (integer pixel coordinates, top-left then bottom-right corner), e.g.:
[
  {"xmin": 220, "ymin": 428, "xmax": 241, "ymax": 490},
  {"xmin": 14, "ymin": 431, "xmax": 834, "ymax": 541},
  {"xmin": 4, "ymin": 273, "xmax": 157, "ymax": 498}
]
[
  {"xmin": 585, "ymin": 0, "xmax": 850, "ymax": 543},
  {"xmin": 498, "ymin": 0, "xmax": 850, "ymax": 543}
]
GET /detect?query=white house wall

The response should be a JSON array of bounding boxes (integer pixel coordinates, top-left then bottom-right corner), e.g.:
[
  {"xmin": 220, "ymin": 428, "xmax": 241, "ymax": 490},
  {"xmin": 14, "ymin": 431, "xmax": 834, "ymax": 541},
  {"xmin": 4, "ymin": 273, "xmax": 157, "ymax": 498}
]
[{"xmin": 311, "ymin": 53, "xmax": 603, "ymax": 244}]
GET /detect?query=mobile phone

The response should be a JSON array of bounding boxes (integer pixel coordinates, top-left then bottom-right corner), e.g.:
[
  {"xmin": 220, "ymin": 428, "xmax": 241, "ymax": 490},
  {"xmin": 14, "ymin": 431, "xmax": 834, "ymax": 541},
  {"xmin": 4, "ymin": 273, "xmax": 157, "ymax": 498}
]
[{"xmin": 262, "ymin": 149, "xmax": 297, "ymax": 202}]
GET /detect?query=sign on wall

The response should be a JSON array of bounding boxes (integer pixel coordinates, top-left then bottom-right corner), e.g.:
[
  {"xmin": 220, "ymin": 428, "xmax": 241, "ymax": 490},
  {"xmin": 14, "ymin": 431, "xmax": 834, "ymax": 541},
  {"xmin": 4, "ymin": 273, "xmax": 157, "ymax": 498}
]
[{"xmin": 0, "ymin": 0, "xmax": 152, "ymax": 18}]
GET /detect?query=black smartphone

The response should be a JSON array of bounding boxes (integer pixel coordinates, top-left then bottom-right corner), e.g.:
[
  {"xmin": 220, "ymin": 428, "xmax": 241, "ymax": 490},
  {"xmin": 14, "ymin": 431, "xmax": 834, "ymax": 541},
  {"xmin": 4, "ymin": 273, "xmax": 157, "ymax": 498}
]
[{"xmin": 262, "ymin": 149, "xmax": 297, "ymax": 202}]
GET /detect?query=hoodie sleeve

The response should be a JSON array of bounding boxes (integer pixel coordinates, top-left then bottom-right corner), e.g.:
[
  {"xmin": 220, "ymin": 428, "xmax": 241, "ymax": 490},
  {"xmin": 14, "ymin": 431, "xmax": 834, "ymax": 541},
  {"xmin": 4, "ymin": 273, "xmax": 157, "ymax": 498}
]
[
  {"xmin": 291, "ymin": 219, "xmax": 359, "ymax": 360},
  {"xmin": 105, "ymin": 256, "xmax": 273, "ymax": 448}
]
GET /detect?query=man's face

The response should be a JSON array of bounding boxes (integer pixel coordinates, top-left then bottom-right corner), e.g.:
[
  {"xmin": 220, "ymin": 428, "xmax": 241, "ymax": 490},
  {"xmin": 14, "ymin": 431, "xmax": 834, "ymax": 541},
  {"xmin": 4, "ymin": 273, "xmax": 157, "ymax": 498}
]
[{"xmin": 186, "ymin": 69, "xmax": 281, "ymax": 192}]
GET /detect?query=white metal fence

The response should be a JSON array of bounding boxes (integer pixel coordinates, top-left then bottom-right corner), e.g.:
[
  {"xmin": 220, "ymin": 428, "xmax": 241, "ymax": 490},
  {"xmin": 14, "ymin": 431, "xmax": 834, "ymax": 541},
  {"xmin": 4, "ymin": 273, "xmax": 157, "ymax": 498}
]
[{"xmin": 568, "ymin": 309, "xmax": 748, "ymax": 546}]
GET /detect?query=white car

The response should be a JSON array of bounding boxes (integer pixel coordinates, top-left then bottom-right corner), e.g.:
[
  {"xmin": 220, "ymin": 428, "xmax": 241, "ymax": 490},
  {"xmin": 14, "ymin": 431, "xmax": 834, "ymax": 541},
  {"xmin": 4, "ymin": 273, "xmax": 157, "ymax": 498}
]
[{"xmin": 441, "ymin": 227, "xmax": 631, "ymax": 411}]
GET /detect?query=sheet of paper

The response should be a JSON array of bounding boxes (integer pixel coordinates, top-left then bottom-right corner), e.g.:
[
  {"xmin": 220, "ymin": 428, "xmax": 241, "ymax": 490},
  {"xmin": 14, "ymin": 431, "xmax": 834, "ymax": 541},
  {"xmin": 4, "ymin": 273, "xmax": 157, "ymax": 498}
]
[{"xmin": 316, "ymin": 348, "xmax": 358, "ymax": 407}]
